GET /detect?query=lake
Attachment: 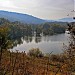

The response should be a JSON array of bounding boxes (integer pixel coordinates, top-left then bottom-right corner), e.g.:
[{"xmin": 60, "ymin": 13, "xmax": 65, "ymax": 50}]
[{"xmin": 11, "ymin": 33, "xmax": 70, "ymax": 54}]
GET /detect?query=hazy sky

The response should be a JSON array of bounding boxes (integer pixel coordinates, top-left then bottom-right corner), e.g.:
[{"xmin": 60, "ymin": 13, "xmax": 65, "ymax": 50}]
[{"xmin": 0, "ymin": 0, "xmax": 74, "ymax": 20}]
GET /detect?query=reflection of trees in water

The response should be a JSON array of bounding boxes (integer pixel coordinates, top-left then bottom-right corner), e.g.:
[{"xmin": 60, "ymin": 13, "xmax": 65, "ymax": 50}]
[
  {"xmin": 11, "ymin": 35, "xmax": 42, "ymax": 48},
  {"xmin": 23, "ymin": 36, "xmax": 33, "ymax": 43},
  {"xmin": 11, "ymin": 36, "xmax": 23, "ymax": 48},
  {"xmin": 35, "ymin": 36, "xmax": 42, "ymax": 43},
  {"xmin": 23, "ymin": 35, "xmax": 42, "ymax": 43}
]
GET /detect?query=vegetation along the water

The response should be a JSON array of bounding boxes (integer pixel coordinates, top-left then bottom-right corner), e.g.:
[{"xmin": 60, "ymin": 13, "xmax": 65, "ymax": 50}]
[{"xmin": 0, "ymin": 18, "xmax": 75, "ymax": 75}]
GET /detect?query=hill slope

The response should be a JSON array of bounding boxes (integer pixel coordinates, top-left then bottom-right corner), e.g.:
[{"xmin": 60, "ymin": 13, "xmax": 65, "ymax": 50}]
[
  {"xmin": 0, "ymin": 10, "xmax": 47, "ymax": 24},
  {"xmin": 0, "ymin": 10, "xmax": 74, "ymax": 24}
]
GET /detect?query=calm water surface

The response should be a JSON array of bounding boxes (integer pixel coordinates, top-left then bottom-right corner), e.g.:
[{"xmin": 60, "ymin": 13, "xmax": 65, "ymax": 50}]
[{"xmin": 12, "ymin": 33, "xmax": 70, "ymax": 54}]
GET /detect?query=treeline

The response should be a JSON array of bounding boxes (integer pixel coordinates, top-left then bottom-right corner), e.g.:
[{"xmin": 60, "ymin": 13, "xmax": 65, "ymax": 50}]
[{"xmin": 0, "ymin": 18, "xmax": 66, "ymax": 38}]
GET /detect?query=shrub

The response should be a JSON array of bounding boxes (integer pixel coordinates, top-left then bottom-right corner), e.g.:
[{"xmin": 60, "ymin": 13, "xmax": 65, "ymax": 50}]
[{"xmin": 27, "ymin": 48, "xmax": 44, "ymax": 57}]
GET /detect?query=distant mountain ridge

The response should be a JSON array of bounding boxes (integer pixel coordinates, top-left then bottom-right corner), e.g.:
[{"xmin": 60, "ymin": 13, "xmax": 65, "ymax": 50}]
[
  {"xmin": 0, "ymin": 10, "xmax": 74, "ymax": 24},
  {"xmin": 57, "ymin": 18, "xmax": 75, "ymax": 22},
  {"xmin": 0, "ymin": 10, "xmax": 47, "ymax": 24}
]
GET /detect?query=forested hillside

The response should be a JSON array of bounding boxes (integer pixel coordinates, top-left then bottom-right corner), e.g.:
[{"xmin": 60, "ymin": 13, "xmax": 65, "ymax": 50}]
[{"xmin": 0, "ymin": 18, "xmax": 66, "ymax": 38}]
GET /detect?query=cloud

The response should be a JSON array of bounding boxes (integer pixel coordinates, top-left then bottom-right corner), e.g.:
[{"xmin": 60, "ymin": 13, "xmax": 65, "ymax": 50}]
[
  {"xmin": 0, "ymin": 0, "xmax": 74, "ymax": 19},
  {"xmin": 0, "ymin": 0, "xmax": 17, "ymax": 8}
]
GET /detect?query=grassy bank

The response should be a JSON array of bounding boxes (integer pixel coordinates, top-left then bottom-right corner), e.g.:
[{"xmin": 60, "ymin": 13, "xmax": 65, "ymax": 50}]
[{"xmin": 0, "ymin": 46, "xmax": 75, "ymax": 75}]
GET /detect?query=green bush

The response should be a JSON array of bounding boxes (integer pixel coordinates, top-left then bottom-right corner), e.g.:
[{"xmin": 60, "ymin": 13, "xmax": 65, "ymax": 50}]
[{"xmin": 27, "ymin": 48, "xmax": 44, "ymax": 57}]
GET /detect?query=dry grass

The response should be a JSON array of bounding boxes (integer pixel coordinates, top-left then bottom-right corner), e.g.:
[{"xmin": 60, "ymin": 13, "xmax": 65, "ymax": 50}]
[{"xmin": 0, "ymin": 47, "xmax": 75, "ymax": 75}]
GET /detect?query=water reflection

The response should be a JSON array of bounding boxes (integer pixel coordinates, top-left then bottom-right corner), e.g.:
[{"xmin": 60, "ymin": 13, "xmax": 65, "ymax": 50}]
[{"xmin": 11, "ymin": 33, "xmax": 70, "ymax": 54}]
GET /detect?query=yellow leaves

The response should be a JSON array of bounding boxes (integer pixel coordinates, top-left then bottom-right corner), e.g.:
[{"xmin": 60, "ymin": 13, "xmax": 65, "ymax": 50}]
[
  {"xmin": 49, "ymin": 72, "xmax": 61, "ymax": 75},
  {"xmin": 56, "ymin": 73, "xmax": 61, "ymax": 75},
  {"xmin": 0, "ymin": 26, "xmax": 9, "ymax": 36},
  {"xmin": 49, "ymin": 72, "xmax": 54, "ymax": 75},
  {"xmin": 61, "ymin": 64, "xmax": 67, "ymax": 69}
]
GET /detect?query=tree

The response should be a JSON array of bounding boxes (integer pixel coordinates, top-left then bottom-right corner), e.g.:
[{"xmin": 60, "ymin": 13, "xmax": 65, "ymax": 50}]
[
  {"xmin": 0, "ymin": 26, "xmax": 11, "ymax": 64},
  {"xmin": 63, "ymin": 22, "xmax": 75, "ymax": 74}
]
